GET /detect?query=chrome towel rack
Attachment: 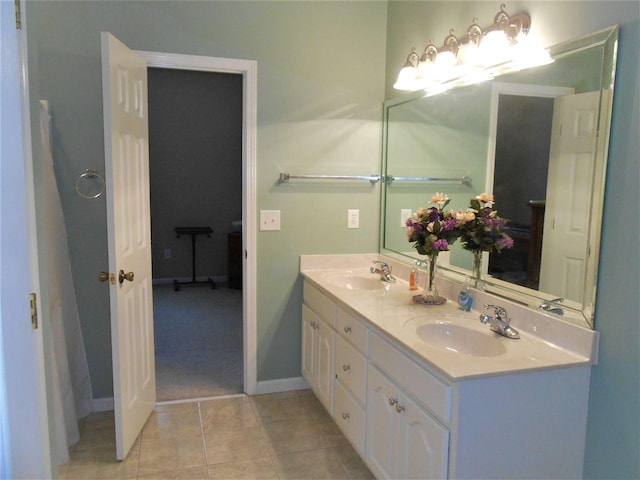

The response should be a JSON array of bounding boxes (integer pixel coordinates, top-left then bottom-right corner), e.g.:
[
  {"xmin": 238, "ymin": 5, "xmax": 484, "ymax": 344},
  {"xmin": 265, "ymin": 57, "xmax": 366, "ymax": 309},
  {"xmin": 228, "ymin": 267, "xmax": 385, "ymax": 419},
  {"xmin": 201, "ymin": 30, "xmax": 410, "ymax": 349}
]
[
  {"xmin": 279, "ymin": 173, "xmax": 381, "ymax": 184},
  {"xmin": 386, "ymin": 175, "xmax": 472, "ymax": 186}
]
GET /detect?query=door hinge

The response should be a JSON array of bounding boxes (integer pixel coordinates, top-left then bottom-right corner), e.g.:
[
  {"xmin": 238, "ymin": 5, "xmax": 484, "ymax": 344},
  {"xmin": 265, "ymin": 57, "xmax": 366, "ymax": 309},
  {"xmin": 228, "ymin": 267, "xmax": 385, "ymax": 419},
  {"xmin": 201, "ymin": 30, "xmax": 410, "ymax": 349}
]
[
  {"xmin": 14, "ymin": 0, "xmax": 22, "ymax": 30},
  {"xmin": 30, "ymin": 293, "xmax": 38, "ymax": 329}
]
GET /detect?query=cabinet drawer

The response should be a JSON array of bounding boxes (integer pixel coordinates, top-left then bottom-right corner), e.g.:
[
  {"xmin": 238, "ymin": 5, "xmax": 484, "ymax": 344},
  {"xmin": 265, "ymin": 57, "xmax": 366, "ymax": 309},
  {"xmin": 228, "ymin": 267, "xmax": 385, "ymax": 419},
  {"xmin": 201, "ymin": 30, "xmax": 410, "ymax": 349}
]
[
  {"xmin": 335, "ymin": 335, "xmax": 367, "ymax": 405},
  {"xmin": 304, "ymin": 282, "xmax": 336, "ymax": 326},
  {"xmin": 371, "ymin": 332, "xmax": 452, "ymax": 423},
  {"xmin": 335, "ymin": 380, "xmax": 366, "ymax": 457},
  {"xmin": 336, "ymin": 306, "xmax": 368, "ymax": 353}
]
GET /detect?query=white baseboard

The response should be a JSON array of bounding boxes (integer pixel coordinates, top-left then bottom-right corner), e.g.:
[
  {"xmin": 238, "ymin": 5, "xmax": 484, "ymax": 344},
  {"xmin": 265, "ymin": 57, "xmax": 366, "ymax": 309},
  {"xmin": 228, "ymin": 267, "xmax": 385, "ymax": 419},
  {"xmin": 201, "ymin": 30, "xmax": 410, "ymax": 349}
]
[
  {"xmin": 92, "ymin": 378, "xmax": 309, "ymax": 413},
  {"xmin": 255, "ymin": 376, "xmax": 310, "ymax": 395},
  {"xmin": 92, "ymin": 397, "xmax": 114, "ymax": 412},
  {"xmin": 152, "ymin": 275, "xmax": 228, "ymax": 286}
]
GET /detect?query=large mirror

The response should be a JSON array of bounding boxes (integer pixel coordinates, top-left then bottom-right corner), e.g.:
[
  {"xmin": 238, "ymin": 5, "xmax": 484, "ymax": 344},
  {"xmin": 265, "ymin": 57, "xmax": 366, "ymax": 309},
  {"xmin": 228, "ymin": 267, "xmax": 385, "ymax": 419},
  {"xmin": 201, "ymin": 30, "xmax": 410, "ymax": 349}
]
[{"xmin": 381, "ymin": 26, "xmax": 618, "ymax": 329}]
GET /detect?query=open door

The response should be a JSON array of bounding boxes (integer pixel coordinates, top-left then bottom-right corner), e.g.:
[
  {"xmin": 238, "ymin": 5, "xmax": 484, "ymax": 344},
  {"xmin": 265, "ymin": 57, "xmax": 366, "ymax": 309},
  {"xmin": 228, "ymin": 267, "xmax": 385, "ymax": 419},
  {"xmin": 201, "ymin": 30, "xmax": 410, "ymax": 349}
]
[
  {"xmin": 101, "ymin": 32, "xmax": 155, "ymax": 460},
  {"xmin": 539, "ymin": 91, "xmax": 601, "ymax": 301}
]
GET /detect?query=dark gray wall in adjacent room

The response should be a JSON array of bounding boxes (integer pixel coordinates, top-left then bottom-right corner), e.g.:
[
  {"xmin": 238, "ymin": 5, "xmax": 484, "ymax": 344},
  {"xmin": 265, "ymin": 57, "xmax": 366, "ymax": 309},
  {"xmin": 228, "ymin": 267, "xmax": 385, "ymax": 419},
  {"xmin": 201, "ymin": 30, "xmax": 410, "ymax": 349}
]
[{"xmin": 148, "ymin": 68, "xmax": 242, "ymax": 281}]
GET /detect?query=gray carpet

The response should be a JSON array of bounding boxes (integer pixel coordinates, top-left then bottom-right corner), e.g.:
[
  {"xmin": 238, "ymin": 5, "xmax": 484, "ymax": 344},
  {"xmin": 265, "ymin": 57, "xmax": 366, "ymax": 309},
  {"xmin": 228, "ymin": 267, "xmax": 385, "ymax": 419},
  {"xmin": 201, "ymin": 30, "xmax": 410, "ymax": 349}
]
[{"xmin": 153, "ymin": 284, "xmax": 243, "ymax": 401}]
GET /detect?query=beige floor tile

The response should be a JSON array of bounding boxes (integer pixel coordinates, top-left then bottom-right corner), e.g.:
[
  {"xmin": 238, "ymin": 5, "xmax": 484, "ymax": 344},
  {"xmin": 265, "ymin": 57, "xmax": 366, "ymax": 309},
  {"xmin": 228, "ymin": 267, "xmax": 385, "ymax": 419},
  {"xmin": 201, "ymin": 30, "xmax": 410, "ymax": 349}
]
[
  {"xmin": 273, "ymin": 448, "xmax": 348, "ymax": 479},
  {"xmin": 138, "ymin": 434, "xmax": 206, "ymax": 477},
  {"xmin": 298, "ymin": 392, "xmax": 334, "ymax": 423},
  {"xmin": 207, "ymin": 457, "xmax": 280, "ymax": 480},
  {"xmin": 141, "ymin": 409, "xmax": 202, "ymax": 439},
  {"xmin": 66, "ymin": 440, "xmax": 139, "ymax": 480},
  {"xmin": 76, "ymin": 411, "xmax": 117, "ymax": 451},
  {"xmin": 261, "ymin": 417, "xmax": 328, "ymax": 455},
  {"xmin": 154, "ymin": 401, "xmax": 201, "ymax": 414},
  {"xmin": 317, "ymin": 420, "xmax": 351, "ymax": 447},
  {"xmin": 333, "ymin": 444, "xmax": 375, "ymax": 479},
  {"xmin": 199, "ymin": 396, "xmax": 258, "ymax": 433},
  {"xmin": 251, "ymin": 391, "xmax": 311, "ymax": 424},
  {"xmin": 137, "ymin": 465, "xmax": 209, "ymax": 479},
  {"xmin": 203, "ymin": 425, "xmax": 270, "ymax": 465}
]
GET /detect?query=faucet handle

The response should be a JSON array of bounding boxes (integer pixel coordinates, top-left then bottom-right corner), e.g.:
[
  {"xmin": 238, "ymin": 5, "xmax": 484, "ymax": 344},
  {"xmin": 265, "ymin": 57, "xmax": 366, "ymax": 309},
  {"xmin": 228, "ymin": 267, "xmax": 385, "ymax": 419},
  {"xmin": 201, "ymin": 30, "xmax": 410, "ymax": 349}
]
[{"xmin": 484, "ymin": 304, "xmax": 508, "ymax": 320}]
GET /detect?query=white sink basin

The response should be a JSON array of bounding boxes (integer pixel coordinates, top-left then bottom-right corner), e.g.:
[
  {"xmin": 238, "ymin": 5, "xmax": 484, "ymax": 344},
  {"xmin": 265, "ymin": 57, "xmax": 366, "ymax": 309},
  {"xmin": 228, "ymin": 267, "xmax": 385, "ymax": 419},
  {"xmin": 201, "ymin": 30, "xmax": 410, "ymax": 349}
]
[
  {"xmin": 416, "ymin": 322, "xmax": 507, "ymax": 357},
  {"xmin": 322, "ymin": 272, "xmax": 386, "ymax": 291}
]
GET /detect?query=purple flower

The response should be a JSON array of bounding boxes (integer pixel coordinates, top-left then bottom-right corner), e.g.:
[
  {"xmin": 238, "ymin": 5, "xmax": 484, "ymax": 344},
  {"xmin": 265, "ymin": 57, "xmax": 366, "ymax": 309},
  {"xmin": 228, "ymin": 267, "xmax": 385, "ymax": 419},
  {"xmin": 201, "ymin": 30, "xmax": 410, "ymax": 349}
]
[
  {"xmin": 442, "ymin": 218, "xmax": 457, "ymax": 231},
  {"xmin": 432, "ymin": 239, "xmax": 449, "ymax": 251},
  {"xmin": 428, "ymin": 208, "xmax": 440, "ymax": 222},
  {"xmin": 497, "ymin": 236, "xmax": 514, "ymax": 249},
  {"xmin": 485, "ymin": 217, "xmax": 501, "ymax": 230}
]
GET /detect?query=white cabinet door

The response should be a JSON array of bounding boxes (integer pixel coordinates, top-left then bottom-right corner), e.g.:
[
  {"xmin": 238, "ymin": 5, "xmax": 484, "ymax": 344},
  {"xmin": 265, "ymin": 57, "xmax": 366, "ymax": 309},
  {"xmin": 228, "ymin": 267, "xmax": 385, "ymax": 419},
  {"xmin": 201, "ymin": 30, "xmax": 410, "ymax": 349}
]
[
  {"xmin": 398, "ymin": 393, "xmax": 449, "ymax": 480},
  {"xmin": 301, "ymin": 304, "xmax": 334, "ymax": 415},
  {"xmin": 367, "ymin": 366, "xmax": 449, "ymax": 480},
  {"xmin": 301, "ymin": 305, "xmax": 316, "ymax": 387},
  {"xmin": 366, "ymin": 367, "xmax": 401, "ymax": 479},
  {"xmin": 315, "ymin": 317, "xmax": 335, "ymax": 414}
]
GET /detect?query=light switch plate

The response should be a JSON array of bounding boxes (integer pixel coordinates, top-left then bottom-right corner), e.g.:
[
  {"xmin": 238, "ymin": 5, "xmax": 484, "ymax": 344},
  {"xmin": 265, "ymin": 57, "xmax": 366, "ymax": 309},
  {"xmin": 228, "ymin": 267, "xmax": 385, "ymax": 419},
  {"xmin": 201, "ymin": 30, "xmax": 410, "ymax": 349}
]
[{"xmin": 260, "ymin": 210, "xmax": 281, "ymax": 231}]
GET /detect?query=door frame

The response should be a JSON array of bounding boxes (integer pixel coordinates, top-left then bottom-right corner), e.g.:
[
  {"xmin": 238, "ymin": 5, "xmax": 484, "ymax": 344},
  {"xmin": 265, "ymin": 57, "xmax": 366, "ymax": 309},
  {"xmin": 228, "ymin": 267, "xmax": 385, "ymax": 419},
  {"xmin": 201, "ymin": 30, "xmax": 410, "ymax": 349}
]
[{"xmin": 136, "ymin": 50, "xmax": 258, "ymax": 395}]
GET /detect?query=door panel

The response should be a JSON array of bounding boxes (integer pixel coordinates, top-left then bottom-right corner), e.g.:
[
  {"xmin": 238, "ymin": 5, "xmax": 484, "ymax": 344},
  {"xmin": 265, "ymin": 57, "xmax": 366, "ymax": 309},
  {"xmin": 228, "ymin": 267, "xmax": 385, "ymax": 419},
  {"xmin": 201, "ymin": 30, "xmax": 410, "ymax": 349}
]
[
  {"xmin": 540, "ymin": 91, "xmax": 600, "ymax": 301},
  {"xmin": 101, "ymin": 32, "xmax": 155, "ymax": 460}
]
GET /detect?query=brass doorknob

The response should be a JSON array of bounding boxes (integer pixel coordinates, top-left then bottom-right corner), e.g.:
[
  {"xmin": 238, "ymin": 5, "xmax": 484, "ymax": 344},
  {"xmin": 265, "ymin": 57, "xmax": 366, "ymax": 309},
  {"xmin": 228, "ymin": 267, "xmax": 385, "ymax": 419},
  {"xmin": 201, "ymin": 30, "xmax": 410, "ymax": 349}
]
[
  {"xmin": 118, "ymin": 270, "xmax": 134, "ymax": 284},
  {"xmin": 99, "ymin": 271, "xmax": 110, "ymax": 282}
]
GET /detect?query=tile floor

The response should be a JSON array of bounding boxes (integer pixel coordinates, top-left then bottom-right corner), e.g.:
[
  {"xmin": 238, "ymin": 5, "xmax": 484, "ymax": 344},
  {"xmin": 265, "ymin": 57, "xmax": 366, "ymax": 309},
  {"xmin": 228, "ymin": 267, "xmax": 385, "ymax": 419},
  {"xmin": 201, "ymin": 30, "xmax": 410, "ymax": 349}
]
[{"xmin": 58, "ymin": 390, "xmax": 375, "ymax": 480}]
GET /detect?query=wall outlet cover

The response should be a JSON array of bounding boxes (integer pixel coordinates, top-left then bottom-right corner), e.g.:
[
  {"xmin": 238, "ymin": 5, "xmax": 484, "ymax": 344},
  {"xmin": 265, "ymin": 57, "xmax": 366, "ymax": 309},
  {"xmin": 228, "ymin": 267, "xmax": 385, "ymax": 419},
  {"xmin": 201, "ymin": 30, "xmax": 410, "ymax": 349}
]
[
  {"xmin": 401, "ymin": 208, "xmax": 412, "ymax": 227},
  {"xmin": 348, "ymin": 209, "xmax": 359, "ymax": 229}
]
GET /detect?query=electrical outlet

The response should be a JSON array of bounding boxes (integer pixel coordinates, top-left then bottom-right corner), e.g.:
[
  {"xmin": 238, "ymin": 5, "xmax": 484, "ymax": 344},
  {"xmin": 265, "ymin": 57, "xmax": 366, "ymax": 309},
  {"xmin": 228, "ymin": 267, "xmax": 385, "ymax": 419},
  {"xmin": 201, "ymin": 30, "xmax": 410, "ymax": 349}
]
[
  {"xmin": 260, "ymin": 210, "xmax": 281, "ymax": 231},
  {"xmin": 401, "ymin": 209, "xmax": 412, "ymax": 227},
  {"xmin": 164, "ymin": 248, "xmax": 171, "ymax": 259},
  {"xmin": 348, "ymin": 209, "xmax": 359, "ymax": 229}
]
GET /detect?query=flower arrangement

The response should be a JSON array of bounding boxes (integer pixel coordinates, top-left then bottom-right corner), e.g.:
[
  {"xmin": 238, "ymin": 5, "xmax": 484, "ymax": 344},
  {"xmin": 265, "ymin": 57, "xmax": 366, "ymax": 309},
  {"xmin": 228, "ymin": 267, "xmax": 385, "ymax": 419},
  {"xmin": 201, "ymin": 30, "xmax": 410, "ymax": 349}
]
[
  {"xmin": 459, "ymin": 193, "xmax": 514, "ymax": 254},
  {"xmin": 405, "ymin": 192, "xmax": 462, "ymax": 257}
]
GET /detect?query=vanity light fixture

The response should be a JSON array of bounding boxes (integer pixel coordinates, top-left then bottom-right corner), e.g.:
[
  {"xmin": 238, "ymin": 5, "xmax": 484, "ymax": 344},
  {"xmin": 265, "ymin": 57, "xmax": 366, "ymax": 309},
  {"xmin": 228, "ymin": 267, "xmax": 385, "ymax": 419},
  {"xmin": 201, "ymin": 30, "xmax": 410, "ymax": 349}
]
[{"xmin": 393, "ymin": 4, "xmax": 553, "ymax": 93}]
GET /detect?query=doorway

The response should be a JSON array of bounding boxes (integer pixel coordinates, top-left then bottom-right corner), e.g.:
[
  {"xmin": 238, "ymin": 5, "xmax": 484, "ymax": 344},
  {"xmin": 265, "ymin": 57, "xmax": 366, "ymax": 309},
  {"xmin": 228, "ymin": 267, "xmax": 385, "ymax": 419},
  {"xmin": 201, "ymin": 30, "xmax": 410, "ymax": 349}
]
[
  {"xmin": 148, "ymin": 68, "xmax": 243, "ymax": 401},
  {"xmin": 136, "ymin": 50, "xmax": 259, "ymax": 397}
]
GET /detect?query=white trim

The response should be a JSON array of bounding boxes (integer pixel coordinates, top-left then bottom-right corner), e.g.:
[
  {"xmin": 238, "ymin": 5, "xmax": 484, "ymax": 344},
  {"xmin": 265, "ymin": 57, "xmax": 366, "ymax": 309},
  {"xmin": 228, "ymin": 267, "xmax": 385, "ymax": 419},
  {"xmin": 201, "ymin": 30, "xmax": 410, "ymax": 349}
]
[
  {"xmin": 152, "ymin": 275, "xmax": 228, "ymax": 286},
  {"xmin": 136, "ymin": 50, "xmax": 258, "ymax": 395},
  {"xmin": 255, "ymin": 377, "xmax": 310, "ymax": 395},
  {"xmin": 91, "ymin": 397, "xmax": 115, "ymax": 413}
]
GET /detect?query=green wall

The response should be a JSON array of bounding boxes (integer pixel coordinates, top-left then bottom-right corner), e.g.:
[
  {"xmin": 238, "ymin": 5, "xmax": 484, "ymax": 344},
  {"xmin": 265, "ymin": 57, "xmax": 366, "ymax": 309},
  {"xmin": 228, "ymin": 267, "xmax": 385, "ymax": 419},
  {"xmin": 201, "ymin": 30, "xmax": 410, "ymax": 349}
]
[
  {"xmin": 27, "ymin": 0, "xmax": 387, "ymax": 395},
  {"xmin": 385, "ymin": 2, "xmax": 639, "ymax": 478}
]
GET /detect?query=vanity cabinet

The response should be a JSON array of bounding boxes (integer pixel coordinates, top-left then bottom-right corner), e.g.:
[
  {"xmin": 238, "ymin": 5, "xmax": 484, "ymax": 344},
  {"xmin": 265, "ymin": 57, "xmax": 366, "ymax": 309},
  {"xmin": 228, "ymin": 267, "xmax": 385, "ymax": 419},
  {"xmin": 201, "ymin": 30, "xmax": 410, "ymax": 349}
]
[{"xmin": 300, "ymin": 278, "xmax": 591, "ymax": 479}]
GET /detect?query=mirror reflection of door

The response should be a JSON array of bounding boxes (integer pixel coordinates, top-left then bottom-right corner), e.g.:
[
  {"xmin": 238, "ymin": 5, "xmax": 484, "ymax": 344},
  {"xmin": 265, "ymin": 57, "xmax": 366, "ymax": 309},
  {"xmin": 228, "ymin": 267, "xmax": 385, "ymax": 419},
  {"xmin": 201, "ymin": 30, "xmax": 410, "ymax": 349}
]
[
  {"xmin": 539, "ymin": 91, "xmax": 600, "ymax": 302},
  {"xmin": 492, "ymin": 90, "xmax": 599, "ymax": 304}
]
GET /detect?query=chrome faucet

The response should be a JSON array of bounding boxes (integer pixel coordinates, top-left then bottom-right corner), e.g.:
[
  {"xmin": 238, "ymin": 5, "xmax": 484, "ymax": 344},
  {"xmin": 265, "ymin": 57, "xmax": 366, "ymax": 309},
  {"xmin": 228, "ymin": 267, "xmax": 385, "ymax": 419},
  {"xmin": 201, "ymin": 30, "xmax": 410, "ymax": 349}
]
[
  {"xmin": 539, "ymin": 297, "xmax": 564, "ymax": 315},
  {"xmin": 479, "ymin": 304, "xmax": 520, "ymax": 339},
  {"xmin": 370, "ymin": 260, "xmax": 396, "ymax": 283}
]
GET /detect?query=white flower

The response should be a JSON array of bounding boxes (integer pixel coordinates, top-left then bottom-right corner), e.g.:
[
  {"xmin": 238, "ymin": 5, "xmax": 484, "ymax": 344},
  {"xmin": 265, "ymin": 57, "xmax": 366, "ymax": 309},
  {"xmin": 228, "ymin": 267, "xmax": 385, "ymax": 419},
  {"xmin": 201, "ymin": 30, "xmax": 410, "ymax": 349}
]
[
  {"xmin": 430, "ymin": 192, "xmax": 449, "ymax": 206},
  {"xmin": 476, "ymin": 192, "xmax": 494, "ymax": 206}
]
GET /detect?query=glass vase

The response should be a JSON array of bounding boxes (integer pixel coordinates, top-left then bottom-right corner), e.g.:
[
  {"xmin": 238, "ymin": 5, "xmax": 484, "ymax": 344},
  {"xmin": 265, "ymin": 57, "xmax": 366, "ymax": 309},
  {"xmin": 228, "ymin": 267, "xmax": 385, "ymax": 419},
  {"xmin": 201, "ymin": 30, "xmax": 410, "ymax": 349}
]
[
  {"xmin": 471, "ymin": 250, "xmax": 483, "ymax": 287},
  {"xmin": 414, "ymin": 253, "xmax": 446, "ymax": 305}
]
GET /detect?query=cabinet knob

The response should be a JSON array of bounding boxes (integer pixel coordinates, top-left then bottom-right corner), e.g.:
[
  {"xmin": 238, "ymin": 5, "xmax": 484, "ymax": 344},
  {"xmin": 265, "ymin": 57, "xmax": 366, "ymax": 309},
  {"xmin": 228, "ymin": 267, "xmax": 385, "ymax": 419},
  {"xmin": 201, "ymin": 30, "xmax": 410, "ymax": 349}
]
[
  {"xmin": 342, "ymin": 412, "xmax": 350, "ymax": 420},
  {"xmin": 344, "ymin": 326, "xmax": 352, "ymax": 333},
  {"xmin": 342, "ymin": 364, "xmax": 351, "ymax": 372},
  {"xmin": 395, "ymin": 403, "xmax": 405, "ymax": 414},
  {"xmin": 388, "ymin": 397, "xmax": 398, "ymax": 406}
]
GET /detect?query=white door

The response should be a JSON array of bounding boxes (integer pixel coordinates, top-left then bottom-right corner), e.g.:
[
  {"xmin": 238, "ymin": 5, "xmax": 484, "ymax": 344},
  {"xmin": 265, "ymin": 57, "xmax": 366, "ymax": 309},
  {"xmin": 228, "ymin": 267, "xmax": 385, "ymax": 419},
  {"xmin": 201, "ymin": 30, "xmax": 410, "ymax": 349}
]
[
  {"xmin": 101, "ymin": 32, "xmax": 155, "ymax": 460},
  {"xmin": 539, "ymin": 91, "xmax": 600, "ymax": 302},
  {"xmin": 1, "ymin": 1, "xmax": 51, "ymax": 476}
]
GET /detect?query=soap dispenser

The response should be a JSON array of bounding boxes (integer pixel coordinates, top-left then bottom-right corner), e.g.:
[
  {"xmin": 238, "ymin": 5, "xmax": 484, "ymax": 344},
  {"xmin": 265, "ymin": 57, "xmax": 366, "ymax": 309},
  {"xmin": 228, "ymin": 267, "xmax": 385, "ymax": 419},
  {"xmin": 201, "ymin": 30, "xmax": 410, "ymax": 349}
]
[
  {"xmin": 458, "ymin": 278, "xmax": 474, "ymax": 311},
  {"xmin": 409, "ymin": 261, "xmax": 420, "ymax": 291}
]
